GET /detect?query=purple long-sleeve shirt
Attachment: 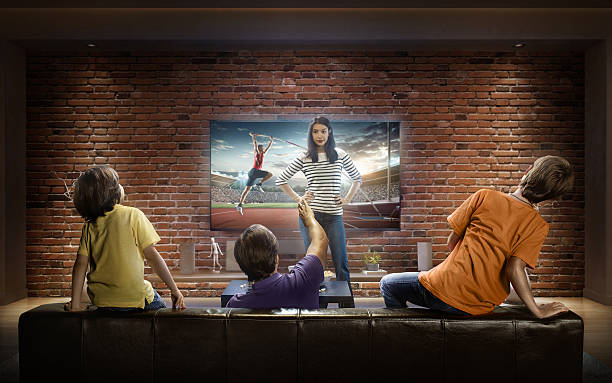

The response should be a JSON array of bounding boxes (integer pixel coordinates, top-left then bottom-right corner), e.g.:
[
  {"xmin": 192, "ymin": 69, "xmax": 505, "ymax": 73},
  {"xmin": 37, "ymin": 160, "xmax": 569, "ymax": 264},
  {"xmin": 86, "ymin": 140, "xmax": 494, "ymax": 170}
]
[{"xmin": 227, "ymin": 254, "xmax": 323, "ymax": 310}]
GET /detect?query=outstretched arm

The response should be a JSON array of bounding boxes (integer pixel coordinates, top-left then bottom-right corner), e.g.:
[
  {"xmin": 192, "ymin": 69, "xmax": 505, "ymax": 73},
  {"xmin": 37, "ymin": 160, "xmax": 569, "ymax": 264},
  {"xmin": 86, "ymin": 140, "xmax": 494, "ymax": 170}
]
[
  {"xmin": 65, "ymin": 253, "xmax": 88, "ymax": 311},
  {"xmin": 143, "ymin": 244, "xmax": 186, "ymax": 309},
  {"xmin": 298, "ymin": 199, "xmax": 328, "ymax": 266},
  {"xmin": 264, "ymin": 136, "xmax": 273, "ymax": 153},
  {"xmin": 506, "ymin": 256, "xmax": 568, "ymax": 319},
  {"xmin": 250, "ymin": 132, "xmax": 258, "ymax": 152}
]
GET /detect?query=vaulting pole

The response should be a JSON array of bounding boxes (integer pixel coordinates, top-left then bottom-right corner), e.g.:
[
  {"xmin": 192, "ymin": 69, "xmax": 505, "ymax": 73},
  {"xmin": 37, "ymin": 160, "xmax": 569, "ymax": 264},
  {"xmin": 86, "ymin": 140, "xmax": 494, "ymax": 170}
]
[{"xmin": 253, "ymin": 133, "xmax": 305, "ymax": 150}]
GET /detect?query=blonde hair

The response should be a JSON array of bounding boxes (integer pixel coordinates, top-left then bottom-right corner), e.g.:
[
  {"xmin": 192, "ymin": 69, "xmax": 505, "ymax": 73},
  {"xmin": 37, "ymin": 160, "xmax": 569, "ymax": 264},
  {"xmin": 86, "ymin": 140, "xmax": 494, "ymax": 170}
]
[{"xmin": 520, "ymin": 156, "xmax": 574, "ymax": 203}]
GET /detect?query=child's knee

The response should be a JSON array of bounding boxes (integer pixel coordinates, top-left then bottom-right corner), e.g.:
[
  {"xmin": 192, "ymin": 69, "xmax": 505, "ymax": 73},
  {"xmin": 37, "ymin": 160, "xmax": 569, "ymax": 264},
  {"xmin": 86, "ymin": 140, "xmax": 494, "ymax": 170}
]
[{"xmin": 379, "ymin": 274, "xmax": 391, "ymax": 292}]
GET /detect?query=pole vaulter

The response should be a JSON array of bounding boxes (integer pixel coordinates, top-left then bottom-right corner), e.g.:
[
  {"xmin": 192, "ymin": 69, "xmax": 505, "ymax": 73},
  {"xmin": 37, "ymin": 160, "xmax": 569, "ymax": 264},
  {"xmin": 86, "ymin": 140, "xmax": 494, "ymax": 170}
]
[{"xmin": 235, "ymin": 133, "xmax": 274, "ymax": 215}]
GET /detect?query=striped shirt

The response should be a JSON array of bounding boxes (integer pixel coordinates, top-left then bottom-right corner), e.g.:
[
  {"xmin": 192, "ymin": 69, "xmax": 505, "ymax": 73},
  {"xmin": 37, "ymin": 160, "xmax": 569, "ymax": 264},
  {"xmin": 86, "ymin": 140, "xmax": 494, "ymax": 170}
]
[{"xmin": 276, "ymin": 148, "xmax": 362, "ymax": 215}]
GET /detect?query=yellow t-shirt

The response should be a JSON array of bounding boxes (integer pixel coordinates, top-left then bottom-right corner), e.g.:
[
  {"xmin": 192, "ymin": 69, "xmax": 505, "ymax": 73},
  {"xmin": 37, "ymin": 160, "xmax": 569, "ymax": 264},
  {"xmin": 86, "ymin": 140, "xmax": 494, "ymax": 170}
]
[
  {"xmin": 419, "ymin": 189, "xmax": 548, "ymax": 315},
  {"xmin": 78, "ymin": 204, "xmax": 160, "ymax": 308}
]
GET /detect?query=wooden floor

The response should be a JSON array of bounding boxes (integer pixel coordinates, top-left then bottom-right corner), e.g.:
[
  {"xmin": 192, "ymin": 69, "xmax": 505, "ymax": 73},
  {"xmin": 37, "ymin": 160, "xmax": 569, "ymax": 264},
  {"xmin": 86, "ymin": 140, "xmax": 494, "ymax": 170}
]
[
  {"xmin": 1, "ymin": 296, "xmax": 611, "ymax": 368},
  {"xmin": 537, "ymin": 297, "xmax": 612, "ymax": 369}
]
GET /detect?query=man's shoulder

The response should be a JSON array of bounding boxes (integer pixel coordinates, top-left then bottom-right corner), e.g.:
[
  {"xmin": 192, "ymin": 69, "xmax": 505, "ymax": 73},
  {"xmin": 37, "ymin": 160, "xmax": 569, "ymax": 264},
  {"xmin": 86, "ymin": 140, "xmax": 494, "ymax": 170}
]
[
  {"xmin": 292, "ymin": 255, "xmax": 324, "ymax": 283},
  {"xmin": 295, "ymin": 254, "xmax": 323, "ymax": 270}
]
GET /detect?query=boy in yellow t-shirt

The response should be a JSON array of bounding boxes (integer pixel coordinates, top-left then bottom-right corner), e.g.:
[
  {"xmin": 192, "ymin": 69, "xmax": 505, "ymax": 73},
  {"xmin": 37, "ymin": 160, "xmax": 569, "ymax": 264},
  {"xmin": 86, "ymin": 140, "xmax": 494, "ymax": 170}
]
[
  {"xmin": 65, "ymin": 166, "xmax": 185, "ymax": 311},
  {"xmin": 380, "ymin": 156, "xmax": 574, "ymax": 319}
]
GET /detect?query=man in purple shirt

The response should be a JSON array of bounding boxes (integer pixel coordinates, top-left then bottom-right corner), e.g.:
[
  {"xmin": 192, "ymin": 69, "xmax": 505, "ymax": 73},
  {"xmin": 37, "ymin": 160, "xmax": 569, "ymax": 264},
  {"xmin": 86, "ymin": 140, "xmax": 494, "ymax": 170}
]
[{"xmin": 227, "ymin": 199, "xmax": 328, "ymax": 309}]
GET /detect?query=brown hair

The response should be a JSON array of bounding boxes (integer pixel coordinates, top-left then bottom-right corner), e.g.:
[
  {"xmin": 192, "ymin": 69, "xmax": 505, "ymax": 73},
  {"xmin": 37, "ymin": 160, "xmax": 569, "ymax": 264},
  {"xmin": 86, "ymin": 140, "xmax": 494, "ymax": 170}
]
[
  {"xmin": 73, "ymin": 165, "xmax": 122, "ymax": 222},
  {"xmin": 234, "ymin": 224, "xmax": 278, "ymax": 281},
  {"xmin": 520, "ymin": 156, "xmax": 574, "ymax": 203},
  {"xmin": 307, "ymin": 116, "xmax": 338, "ymax": 163}
]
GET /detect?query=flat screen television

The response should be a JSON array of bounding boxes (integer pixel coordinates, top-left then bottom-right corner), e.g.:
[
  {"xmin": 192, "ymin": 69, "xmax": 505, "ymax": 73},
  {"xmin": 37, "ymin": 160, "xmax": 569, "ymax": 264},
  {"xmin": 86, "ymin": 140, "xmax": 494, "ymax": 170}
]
[{"xmin": 211, "ymin": 120, "xmax": 400, "ymax": 231}]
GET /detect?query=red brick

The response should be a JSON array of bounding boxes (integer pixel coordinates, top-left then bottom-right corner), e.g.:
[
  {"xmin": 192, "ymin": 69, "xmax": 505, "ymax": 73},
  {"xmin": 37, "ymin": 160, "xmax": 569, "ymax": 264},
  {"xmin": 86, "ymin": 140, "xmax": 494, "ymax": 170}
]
[{"xmin": 25, "ymin": 50, "xmax": 585, "ymax": 297}]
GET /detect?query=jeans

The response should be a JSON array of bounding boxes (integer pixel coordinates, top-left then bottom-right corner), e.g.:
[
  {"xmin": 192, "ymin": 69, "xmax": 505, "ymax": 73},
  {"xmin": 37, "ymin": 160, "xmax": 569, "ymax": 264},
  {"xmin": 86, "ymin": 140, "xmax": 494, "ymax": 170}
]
[
  {"xmin": 379, "ymin": 272, "xmax": 469, "ymax": 315},
  {"xmin": 96, "ymin": 289, "xmax": 167, "ymax": 312},
  {"xmin": 299, "ymin": 211, "xmax": 354, "ymax": 306},
  {"xmin": 144, "ymin": 290, "xmax": 167, "ymax": 310}
]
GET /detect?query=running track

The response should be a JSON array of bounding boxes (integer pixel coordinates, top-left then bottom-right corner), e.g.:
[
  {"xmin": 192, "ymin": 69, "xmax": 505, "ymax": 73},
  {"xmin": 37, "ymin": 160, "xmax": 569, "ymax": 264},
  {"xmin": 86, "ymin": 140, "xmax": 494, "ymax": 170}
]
[
  {"xmin": 211, "ymin": 206, "xmax": 399, "ymax": 231},
  {"xmin": 212, "ymin": 208, "xmax": 299, "ymax": 231}
]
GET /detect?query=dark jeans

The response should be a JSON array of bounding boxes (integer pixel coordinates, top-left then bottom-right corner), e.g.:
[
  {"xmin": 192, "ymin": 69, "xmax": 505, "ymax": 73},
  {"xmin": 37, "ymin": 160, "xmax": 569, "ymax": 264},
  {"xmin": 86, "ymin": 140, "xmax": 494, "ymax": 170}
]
[
  {"xmin": 95, "ymin": 289, "xmax": 167, "ymax": 312},
  {"xmin": 380, "ymin": 272, "xmax": 469, "ymax": 315},
  {"xmin": 299, "ymin": 211, "xmax": 354, "ymax": 307}
]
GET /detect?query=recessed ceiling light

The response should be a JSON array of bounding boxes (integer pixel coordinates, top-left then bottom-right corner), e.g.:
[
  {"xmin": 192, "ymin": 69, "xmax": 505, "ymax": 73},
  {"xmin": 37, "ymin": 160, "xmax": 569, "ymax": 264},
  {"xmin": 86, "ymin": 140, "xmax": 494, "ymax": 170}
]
[
  {"xmin": 87, "ymin": 43, "xmax": 96, "ymax": 48},
  {"xmin": 513, "ymin": 42, "xmax": 526, "ymax": 48}
]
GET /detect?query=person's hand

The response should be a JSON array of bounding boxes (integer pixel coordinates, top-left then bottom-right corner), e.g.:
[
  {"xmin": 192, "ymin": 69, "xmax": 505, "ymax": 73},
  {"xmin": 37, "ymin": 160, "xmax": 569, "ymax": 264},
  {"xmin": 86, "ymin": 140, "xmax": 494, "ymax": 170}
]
[
  {"xmin": 171, "ymin": 289, "xmax": 186, "ymax": 310},
  {"xmin": 298, "ymin": 198, "xmax": 316, "ymax": 226},
  {"xmin": 249, "ymin": 132, "xmax": 255, "ymax": 137},
  {"xmin": 536, "ymin": 302, "xmax": 568, "ymax": 319},
  {"xmin": 335, "ymin": 195, "xmax": 348, "ymax": 206},
  {"xmin": 447, "ymin": 232, "xmax": 461, "ymax": 252},
  {"xmin": 64, "ymin": 301, "xmax": 86, "ymax": 312},
  {"xmin": 300, "ymin": 191, "xmax": 314, "ymax": 204}
]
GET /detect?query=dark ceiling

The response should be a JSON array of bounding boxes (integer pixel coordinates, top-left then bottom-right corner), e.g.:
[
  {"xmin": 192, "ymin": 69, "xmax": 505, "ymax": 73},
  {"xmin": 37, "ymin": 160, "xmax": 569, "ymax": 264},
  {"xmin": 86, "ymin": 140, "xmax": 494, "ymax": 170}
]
[
  {"xmin": 2, "ymin": 1, "xmax": 611, "ymax": 8},
  {"xmin": 1, "ymin": 4, "xmax": 610, "ymax": 51}
]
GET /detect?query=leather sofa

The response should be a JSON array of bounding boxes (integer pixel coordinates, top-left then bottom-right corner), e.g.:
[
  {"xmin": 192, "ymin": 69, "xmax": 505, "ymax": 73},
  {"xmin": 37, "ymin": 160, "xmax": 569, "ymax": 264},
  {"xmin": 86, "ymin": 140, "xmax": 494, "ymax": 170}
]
[{"xmin": 19, "ymin": 303, "xmax": 583, "ymax": 383}]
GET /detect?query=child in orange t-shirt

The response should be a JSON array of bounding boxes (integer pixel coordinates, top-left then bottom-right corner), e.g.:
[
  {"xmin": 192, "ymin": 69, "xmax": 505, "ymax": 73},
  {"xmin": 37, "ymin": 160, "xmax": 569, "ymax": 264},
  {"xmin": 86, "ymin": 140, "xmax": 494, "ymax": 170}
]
[{"xmin": 380, "ymin": 156, "xmax": 574, "ymax": 318}]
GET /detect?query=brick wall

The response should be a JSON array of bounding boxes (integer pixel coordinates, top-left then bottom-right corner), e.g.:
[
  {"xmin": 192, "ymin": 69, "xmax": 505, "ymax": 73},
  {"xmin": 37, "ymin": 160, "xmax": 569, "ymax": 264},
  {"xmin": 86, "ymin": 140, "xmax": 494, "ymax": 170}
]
[{"xmin": 25, "ymin": 50, "xmax": 584, "ymax": 298}]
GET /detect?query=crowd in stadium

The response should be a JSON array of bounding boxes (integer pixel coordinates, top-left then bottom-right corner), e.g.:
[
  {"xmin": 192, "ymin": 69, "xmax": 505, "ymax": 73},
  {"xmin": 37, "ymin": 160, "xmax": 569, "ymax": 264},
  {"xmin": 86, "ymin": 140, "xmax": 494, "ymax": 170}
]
[
  {"xmin": 212, "ymin": 183, "xmax": 399, "ymax": 204},
  {"xmin": 211, "ymin": 186, "xmax": 295, "ymax": 204},
  {"xmin": 350, "ymin": 183, "xmax": 400, "ymax": 202}
]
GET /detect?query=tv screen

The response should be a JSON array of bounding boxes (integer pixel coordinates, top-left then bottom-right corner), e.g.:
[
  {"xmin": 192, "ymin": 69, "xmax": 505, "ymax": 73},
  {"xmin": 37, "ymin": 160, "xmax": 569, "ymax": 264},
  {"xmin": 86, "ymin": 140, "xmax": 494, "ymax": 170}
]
[{"xmin": 211, "ymin": 121, "xmax": 400, "ymax": 231}]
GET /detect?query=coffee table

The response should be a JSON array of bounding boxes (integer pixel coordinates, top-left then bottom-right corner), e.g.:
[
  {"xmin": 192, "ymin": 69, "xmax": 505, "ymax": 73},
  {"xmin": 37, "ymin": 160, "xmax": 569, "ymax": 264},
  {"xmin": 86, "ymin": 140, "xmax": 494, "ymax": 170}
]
[
  {"xmin": 220, "ymin": 279, "xmax": 354, "ymax": 308},
  {"xmin": 318, "ymin": 280, "xmax": 354, "ymax": 308},
  {"xmin": 220, "ymin": 280, "xmax": 249, "ymax": 307}
]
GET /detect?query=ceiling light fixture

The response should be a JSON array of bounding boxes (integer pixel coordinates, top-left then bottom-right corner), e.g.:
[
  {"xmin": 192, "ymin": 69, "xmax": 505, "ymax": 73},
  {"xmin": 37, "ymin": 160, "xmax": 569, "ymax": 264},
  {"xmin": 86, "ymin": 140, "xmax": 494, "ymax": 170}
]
[
  {"xmin": 87, "ymin": 43, "xmax": 96, "ymax": 48},
  {"xmin": 513, "ymin": 42, "xmax": 526, "ymax": 48}
]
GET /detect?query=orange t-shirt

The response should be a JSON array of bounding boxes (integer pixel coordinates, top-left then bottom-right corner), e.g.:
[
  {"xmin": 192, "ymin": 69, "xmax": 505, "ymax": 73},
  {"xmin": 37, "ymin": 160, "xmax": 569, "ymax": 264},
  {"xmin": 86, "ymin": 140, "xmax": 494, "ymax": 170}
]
[{"xmin": 418, "ymin": 189, "xmax": 548, "ymax": 315}]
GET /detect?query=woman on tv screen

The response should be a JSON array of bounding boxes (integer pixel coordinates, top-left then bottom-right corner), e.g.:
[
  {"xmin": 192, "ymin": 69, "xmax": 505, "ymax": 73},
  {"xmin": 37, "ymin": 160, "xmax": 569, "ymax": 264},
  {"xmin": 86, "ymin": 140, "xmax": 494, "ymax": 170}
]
[{"xmin": 276, "ymin": 116, "xmax": 362, "ymax": 306}]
